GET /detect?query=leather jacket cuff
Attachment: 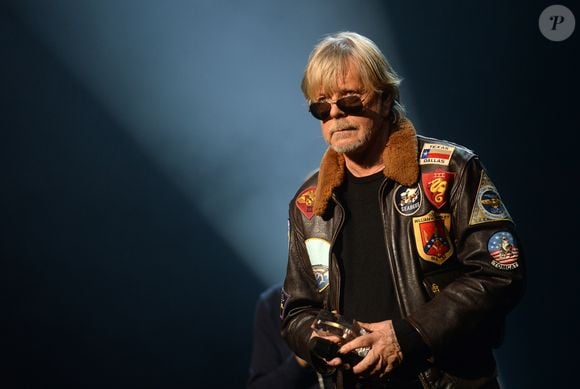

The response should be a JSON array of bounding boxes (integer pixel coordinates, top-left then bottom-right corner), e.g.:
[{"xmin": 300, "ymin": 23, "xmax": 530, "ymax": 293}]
[{"xmin": 392, "ymin": 318, "xmax": 431, "ymax": 364}]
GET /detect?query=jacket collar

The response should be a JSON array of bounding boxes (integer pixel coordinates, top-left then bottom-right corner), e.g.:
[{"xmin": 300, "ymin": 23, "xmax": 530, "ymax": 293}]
[{"xmin": 313, "ymin": 118, "xmax": 419, "ymax": 216}]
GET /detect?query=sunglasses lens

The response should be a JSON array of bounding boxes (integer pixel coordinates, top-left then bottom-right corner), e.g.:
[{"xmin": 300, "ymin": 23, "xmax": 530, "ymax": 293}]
[
  {"xmin": 309, "ymin": 102, "xmax": 331, "ymax": 120},
  {"xmin": 337, "ymin": 95, "xmax": 363, "ymax": 114},
  {"xmin": 308, "ymin": 95, "xmax": 364, "ymax": 120}
]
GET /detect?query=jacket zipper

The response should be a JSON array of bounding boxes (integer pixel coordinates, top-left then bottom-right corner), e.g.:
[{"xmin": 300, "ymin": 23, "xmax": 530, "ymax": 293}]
[
  {"xmin": 379, "ymin": 178, "xmax": 432, "ymax": 389},
  {"xmin": 378, "ymin": 178, "xmax": 406, "ymax": 317},
  {"xmin": 329, "ymin": 194, "xmax": 345, "ymax": 313}
]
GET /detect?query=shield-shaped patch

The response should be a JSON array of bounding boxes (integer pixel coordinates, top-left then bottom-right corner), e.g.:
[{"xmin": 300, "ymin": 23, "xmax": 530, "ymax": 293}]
[
  {"xmin": 421, "ymin": 169, "xmax": 455, "ymax": 209},
  {"xmin": 412, "ymin": 211, "xmax": 454, "ymax": 265}
]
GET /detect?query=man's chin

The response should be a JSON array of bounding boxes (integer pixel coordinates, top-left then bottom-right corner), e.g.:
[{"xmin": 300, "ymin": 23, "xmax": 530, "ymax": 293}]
[{"xmin": 331, "ymin": 142, "xmax": 363, "ymax": 154}]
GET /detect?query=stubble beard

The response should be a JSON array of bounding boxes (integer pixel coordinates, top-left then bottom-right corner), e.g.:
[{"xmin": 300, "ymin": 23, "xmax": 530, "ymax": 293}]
[{"xmin": 328, "ymin": 121, "xmax": 374, "ymax": 155}]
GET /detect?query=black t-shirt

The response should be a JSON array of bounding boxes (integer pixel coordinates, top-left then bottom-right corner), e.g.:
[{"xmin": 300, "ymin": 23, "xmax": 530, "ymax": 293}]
[
  {"xmin": 336, "ymin": 170, "xmax": 427, "ymax": 388},
  {"xmin": 336, "ymin": 170, "xmax": 399, "ymax": 323}
]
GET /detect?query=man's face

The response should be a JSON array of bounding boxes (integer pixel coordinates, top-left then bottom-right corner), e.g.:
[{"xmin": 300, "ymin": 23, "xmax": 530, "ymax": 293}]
[{"xmin": 315, "ymin": 63, "xmax": 387, "ymax": 155}]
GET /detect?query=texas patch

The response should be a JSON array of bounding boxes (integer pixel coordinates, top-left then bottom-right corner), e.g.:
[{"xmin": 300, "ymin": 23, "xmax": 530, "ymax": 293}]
[
  {"xmin": 422, "ymin": 169, "xmax": 455, "ymax": 209},
  {"xmin": 296, "ymin": 187, "xmax": 316, "ymax": 219},
  {"xmin": 412, "ymin": 211, "xmax": 454, "ymax": 265},
  {"xmin": 488, "ymin": 231, "xmax": 519, "ymax": 270},
  {"xmin": 469, "ymin": 171, "xmax": 512, "ymax": 225},
  {"xmin": 420, "ymin": 143, "xmax": 455, "ymax": 166}
]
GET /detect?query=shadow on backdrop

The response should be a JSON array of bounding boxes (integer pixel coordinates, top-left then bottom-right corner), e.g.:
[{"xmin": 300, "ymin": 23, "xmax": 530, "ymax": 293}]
[{"xmin": 1, "ymin": 8, "xmax": 262, "ymax": 388}]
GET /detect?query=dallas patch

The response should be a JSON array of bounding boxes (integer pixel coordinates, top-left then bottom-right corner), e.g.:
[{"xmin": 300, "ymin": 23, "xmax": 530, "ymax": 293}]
[
  {"xmin": 296, "ymin": 187, "xmax": 316, "ymax": 219},
  {"xmin": 413, "ymin": 211, "xmax": 454, "ymax": 265},
  {"xmin": 488, "ymin": 231, "xmax": 519, "ymax": 270},
  {"xmin": 420, "ymin": 143, "xmax": 455, "ymax": 166},
  {"xmin": 469, "ymin": 171, "xmax": 512, "ymax": 225},
  {"xmin": 305, "ymin": 238, "xmax": 330, "ymax": 292},
  {"xmin": 422, "ymin": 169, "xmax": 455, "ymax": 209},
  {"xmin": 394, "ymin": 184, "xmax": 422, "ymax": 216}
]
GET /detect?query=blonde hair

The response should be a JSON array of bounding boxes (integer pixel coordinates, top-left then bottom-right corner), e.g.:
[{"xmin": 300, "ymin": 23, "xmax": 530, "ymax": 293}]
[{"xmin": 301, "ymin": 31, "xmax": 405, "ymax": 124}]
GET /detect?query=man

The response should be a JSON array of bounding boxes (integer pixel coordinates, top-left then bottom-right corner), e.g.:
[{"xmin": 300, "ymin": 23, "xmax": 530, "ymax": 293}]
[
  {"xmin": 281, "ymin": 31, "xmax": 525, "ymax": 388},
  {"xmin": 248, "ymin": 283, "xmax": 329, "ymax": 389}
]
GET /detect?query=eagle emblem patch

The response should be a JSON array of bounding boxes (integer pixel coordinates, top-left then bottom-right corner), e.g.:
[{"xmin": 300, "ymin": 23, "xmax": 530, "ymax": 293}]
[
  {"xmin": 394, "ymin": 184, "xmax": 422, "ymax": 216},
  {"xmin": 469, "ymin": 171, "xmax": 512, "ymax": 225}
]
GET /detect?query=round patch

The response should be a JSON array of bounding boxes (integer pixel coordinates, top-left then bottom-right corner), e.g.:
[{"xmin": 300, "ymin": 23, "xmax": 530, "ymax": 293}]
[
  {"xmin": 394, "ymin": 184, "xmax": 422, "ymax": 216},
  {"xmin": 488, "ymin": 231, "xmax": 519, "ymax": 270},
  {"xmin": 479, "ymin": 187, "xmax": 509, "ymax": 219}
]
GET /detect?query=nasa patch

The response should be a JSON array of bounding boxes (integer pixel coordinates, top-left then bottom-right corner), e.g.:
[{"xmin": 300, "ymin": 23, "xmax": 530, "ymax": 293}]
[
  {"xmin": 469, "ymin": 171, "xmax": 512, "ymax": 225},
  {"xmin": 422, "ymin": 169, "xmax": 455, "ymax": 209},
  {"xmin": 488, "ymin": 231, "xmax": 519, "ymax": 270},
  {"xmin": 305, "ymin": 238, "xmax": 330, "ymax": 292},
  {"xmin": 394, "ymin": 184, "xmax": 422, "ymax": 216},
  {"xmin": 296, "ymin": 187, "xmax": 316, "ymax": 219},
  {"xmin": 412, "ymin": 211, "xmax": 454, "ymax": 265}
]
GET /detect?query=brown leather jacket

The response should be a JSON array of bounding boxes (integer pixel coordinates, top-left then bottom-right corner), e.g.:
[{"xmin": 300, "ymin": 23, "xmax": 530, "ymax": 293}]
[{"xmin": 281, "ymin": 119, "xmax": 525, "ymax": 388}]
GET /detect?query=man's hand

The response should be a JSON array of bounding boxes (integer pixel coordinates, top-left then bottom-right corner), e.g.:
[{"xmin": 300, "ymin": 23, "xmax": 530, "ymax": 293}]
[
  {"xmin": 294, "ymin": 355, "xmax": 309, "ymax": 368},
  {"xmin": 308, "ymin": 330, "xmax": 344, "ymax": 367},
  {"xmin": 338, "ymin": 320, "xmax": 403, "ymax": 377}
]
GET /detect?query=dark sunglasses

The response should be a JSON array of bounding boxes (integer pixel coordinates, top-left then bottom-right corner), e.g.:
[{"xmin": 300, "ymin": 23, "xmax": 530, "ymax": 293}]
[{"xmin": 308, "ymin": 95, "xmax": 364, "ymax": 120}]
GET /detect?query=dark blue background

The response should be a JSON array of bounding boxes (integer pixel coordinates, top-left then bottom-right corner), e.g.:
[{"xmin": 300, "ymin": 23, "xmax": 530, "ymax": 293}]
[{"xmin": 1, "ymin": 1, "xmax": 577, "ymax": 387}]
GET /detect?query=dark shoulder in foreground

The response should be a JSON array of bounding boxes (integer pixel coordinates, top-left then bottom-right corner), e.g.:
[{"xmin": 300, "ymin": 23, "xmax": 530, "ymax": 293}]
[{"xmin": 260, "ymin": 282, "xmax": 283, "ymax": 303}]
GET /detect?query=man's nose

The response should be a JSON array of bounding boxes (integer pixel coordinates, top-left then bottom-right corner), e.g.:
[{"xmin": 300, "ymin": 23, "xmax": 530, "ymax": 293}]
[{"xmin": 328, "ymin": 101, "xmax": 346, "ymax": 119}]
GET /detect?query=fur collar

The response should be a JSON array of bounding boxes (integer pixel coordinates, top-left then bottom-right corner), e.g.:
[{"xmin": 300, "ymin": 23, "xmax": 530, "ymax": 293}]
[{"xmin": 313, "ymin": 118, "xmax": 419, "ymax": 216}]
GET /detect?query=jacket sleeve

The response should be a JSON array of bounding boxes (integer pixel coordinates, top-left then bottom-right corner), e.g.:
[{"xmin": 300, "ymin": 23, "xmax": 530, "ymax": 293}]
[
  {"xmin": 406, "ymin": 156, "xmax": 526, "ymax": 357},
  {"xmin": 280, "ymin": 203, "xmax": 333, "ymax": 375}
]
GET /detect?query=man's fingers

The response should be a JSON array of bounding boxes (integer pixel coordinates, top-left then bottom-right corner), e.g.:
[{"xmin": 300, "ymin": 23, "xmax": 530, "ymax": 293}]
[
  {"xmin": 325, "ymin": 357, "xmax": 343, "ymax": 367},
  {"xmin": 351, "ymin": 354, "xmax": 373, "ymax": 374},
  {"xmin": 338, "ymin": 335, "xmax": 369, "ymax": 354}
]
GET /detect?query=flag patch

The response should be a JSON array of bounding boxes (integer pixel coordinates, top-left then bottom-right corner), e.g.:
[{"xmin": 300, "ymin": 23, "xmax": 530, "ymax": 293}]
[
  {"xmin": 488, "ymin": 231, "xmax": 519, "ymax": 270},
  {"xmin": 420, "ymin": 143, "xmax": 455, "ymax": 166}
]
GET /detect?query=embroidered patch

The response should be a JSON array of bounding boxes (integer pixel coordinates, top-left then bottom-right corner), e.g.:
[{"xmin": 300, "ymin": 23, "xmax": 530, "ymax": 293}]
[
  {"xmin": 469, "ymin": 171, "xmax": 512, "ymax": 225},
  {"xmin": 488, "ymin": 231, "xmax": 519, "ymax": 270},
  {"xmin": 422, "ymin": 169, "xmax": 455, "ymax": 209},
  {"xmin": 305, "ymin": 238, "xmax": 330, "ymax": 292},
  {"xmin": 296, "ymin": 187, "xmax": 316, "ymax": 219},
  {"xmin": 312, "ymin": 264, "xmax": 329, "ymax": 292},
  {"xmin": 419, "ymin": 143, "xmax": 455, "ymax": 166},
  {"xmin": 394, "ymin": 184, "xmax": 422, "ymax": 216},
  {"xmin": 413, "ymin": 211, "xmax": 454, "ymax": 265}
]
